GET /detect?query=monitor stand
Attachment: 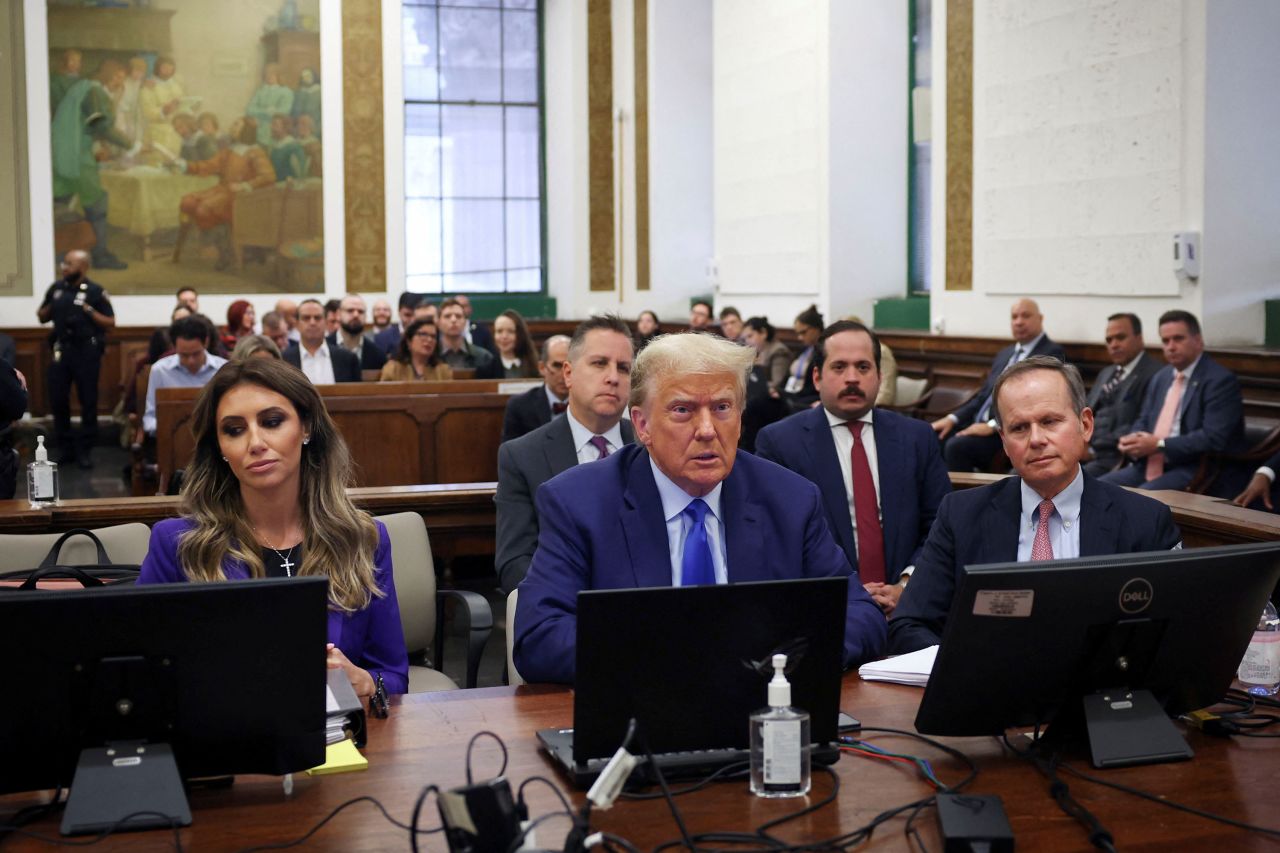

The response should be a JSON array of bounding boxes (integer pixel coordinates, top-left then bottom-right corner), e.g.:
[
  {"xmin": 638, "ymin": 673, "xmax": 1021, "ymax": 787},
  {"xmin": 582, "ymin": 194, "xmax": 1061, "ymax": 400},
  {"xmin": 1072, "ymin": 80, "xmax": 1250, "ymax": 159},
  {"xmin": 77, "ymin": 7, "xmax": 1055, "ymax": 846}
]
[
  {"xmin": 1056, "ymin": 689, "xmax": 1194, "ymax": 769},
  {"xmin": 60, "ymin": 740, "xmax": 192, "ymax": 836}
]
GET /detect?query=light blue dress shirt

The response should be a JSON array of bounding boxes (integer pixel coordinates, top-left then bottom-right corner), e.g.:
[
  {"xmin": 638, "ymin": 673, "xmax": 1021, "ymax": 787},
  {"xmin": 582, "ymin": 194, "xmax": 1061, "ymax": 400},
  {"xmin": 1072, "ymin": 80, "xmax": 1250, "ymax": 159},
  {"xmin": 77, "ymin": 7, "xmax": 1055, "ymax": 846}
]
[
  {"xmin": 143, "ymin": 352, "xmax": 228, "ymax": 434},
  {"xmin": 649, "ymin": 459, "xmax": 729, "ymax": 585},
  {"xmin": 1016, "ymin": 465, "xmax": 1084, "ymax": 561}
]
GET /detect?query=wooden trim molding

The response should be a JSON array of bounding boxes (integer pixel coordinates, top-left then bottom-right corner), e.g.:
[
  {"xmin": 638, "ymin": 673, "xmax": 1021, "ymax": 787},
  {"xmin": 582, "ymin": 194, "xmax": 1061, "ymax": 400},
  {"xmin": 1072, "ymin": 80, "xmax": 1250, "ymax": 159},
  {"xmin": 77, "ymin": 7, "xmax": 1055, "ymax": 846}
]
[
  {"xmin": 633, "ymin": 0, "xmax": 650, "ymax": 292},
  {"xmin": 945, "ymin": 0, "xmax": 972, "ymax": 292},
  {"xmin": 342, "ymin": 0, "xmax": 387, "ymax": 292},
  {"xmin": 587, "ymin": 0, "xmax": 615, "ymax": 292}
]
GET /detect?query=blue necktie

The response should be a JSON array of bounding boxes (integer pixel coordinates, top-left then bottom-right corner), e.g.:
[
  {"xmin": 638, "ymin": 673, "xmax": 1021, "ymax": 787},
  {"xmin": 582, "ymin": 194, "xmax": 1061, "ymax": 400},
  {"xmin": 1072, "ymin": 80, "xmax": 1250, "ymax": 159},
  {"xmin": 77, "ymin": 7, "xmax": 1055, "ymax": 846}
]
[{"xmin": 681, "ymin": 499, "xmax": 716, "ymax": 586}]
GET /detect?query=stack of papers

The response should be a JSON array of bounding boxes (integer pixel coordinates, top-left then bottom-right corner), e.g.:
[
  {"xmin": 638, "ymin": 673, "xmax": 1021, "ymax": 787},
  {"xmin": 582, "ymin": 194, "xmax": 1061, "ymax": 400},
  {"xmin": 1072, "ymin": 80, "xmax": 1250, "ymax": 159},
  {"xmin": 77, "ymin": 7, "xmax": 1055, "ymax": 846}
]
[{"xmin": 857, "ymin": 645, "xmax": 938, "ymax": 686}]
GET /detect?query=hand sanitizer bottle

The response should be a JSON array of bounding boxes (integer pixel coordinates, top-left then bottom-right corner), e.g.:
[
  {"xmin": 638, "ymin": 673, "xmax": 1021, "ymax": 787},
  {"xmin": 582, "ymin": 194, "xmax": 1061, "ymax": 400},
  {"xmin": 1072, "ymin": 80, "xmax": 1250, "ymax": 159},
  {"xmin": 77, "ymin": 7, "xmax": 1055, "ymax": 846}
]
[
  {"xmin": 27, "ymin": 435, "xmax": 59, "ymax": 508},
  {"xmin": 1238, "ymin": 600, "xmax": 1280, "ymax": 696},
  {"xmin": 749, "ymin": 654, "xmax": 810, "ymax": 798}
]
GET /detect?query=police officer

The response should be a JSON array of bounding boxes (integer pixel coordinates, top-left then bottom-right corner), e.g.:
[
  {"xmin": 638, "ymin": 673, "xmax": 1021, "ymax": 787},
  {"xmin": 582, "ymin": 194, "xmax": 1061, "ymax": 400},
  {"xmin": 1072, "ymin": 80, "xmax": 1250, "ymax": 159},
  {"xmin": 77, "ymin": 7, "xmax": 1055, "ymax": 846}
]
[{"xmin": 37, "ymin": 250, "xmax": 115, "ymax": 468}]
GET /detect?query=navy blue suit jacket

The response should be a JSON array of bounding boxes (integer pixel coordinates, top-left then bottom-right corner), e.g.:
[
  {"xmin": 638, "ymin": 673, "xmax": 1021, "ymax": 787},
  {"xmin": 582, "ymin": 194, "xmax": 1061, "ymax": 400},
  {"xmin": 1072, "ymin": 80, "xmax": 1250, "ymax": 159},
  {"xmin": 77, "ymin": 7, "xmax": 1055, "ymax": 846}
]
[
  {"xmin": 887, "ymin": 472, "xmax": 1182, "ymax": 654},
  {"xmin": 513, "ymin": 445, "xmax": 887, "ymax": 683},
  {"xmin": 951, "ymin": 336, "xmax": 1067, "ymax": 428},
  {"xmin": 1127, "ymin": 355, "xmax": 1244, "ymax": 470},
  {"xmin": 755, "ymin": 407, "xmax": 951, "ymax": 583}
]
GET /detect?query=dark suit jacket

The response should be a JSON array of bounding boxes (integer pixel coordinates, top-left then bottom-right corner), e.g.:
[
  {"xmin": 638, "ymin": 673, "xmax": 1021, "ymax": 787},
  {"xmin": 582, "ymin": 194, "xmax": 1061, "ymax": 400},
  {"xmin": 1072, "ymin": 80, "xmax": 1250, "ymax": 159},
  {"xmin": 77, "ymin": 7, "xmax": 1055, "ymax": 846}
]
[
  {"xmin": 951, "ymin": 335, "xmax": 1067, "ymax": 428},
  {"xmin": 887, "ymin": 473, "xmax": 1182, "ymax": 654},
  {"xmin": 512, "ymin": 445, "xmax": 887, "ymax": 683},
  {"xmin": 1124, "ymin": 355, "xmax": 1244, "ymax": 472},
  {"xmin": 374, "ymin": 325, "xmax": 402, "ymax": 357},
  {"xmin": 755, "ymin": 407, "xmax": 951, "ymax": 583},
  {"xmin": 282, "ymin": 343, "xmax": 362, "ymax": 383},
  {"xmin": 326, "ymin": 332, "xmax": 387, "ymax": 372},
  {"xmin": 1087, "ymin": 353, "xmax": 1163, "ymax": 469},
  {"xmin": 470, "ymin": 321, "xmax": 496, "ymax": 355},
  {"xmin": 502, "ymin": 385, "xmax": 556, "ymax": 444},
  {"xmin": 495, "ymin": 414, "xmax": 634, "ymax": 594}
]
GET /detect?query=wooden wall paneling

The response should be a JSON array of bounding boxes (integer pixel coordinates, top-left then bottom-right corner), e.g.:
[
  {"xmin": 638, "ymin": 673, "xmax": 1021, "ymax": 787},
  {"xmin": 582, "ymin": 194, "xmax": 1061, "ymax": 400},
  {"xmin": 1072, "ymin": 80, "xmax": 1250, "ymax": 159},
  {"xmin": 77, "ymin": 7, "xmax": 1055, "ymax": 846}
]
[{"xmin": 587, "ymin": 0, "xmax": 616, "ymax": 292}]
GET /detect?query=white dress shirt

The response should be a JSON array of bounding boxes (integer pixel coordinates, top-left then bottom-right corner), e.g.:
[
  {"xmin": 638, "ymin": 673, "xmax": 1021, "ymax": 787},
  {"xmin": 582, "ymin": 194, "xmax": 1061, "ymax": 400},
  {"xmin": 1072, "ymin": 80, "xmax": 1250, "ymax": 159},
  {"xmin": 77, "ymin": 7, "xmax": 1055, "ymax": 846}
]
[
  {"xmin": 1016, "ymin": 465, "xmax": 1084, "ymax": 561},
  {"xmin": 144, "ymin": 352, "xmax": 228, "ymax": 434},
  {"xmin": 825, "ymin": 408, "xmax": 881, "ymax": 548},
  {"xmin": 566, "ymin": 410, "xmax": 625, "ymax": 465},
  {"xmin": 650, "ymin": 459, "xmax": 729, "ymax": 586},
  {"xmin": 299, "ymin": 342, "xmax": 337, "ymax": 385}
]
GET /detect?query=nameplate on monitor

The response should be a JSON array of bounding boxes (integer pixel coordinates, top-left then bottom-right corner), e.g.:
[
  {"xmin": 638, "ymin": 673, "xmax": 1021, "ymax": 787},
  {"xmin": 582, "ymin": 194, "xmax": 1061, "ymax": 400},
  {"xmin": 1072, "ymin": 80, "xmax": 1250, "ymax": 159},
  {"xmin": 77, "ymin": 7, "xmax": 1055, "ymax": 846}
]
[{"xmin": 973, "ymin": 589, "xmax": 1033, "ymax": 617}]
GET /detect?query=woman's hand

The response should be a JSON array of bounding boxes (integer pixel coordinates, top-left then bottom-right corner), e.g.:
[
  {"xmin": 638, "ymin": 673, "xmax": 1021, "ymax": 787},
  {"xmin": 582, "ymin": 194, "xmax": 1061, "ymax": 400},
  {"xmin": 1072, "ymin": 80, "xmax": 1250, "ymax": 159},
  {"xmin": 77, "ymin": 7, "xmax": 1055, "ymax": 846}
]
[{"xmin": 326, "ymin": 643, "xmax": 375, "ymax": 698}]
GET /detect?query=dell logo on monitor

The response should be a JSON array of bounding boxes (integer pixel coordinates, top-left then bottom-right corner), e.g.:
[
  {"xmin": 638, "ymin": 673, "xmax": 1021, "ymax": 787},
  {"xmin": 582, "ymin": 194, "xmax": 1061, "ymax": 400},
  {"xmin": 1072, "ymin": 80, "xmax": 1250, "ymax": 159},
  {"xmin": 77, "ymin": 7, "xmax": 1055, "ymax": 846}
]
[{"xmin": 1119, "ymin": 578, "xmax": 1154, "ymax": 614}]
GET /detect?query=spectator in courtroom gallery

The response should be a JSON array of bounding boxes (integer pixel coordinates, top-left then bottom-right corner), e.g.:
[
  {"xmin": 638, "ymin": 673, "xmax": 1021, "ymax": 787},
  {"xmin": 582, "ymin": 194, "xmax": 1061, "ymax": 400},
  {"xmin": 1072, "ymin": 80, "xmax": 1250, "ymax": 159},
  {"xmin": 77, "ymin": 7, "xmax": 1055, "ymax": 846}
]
[
  {"xmin": 451, "ymin": 294, "xmax": 496, "ymax": 354},
  {"xmin": 274, "ymin": 298, "xmax": 300, "ymax": 342},
  {"xmin": 374, "ymin": 291, "xmax": 421, "ymax": 356},
  {"xmin": 260, "ymin": 311, "xmax": 290, "ymax": 354},
  {"xmin": 222, "ymin": 299, "xmax": 256, "ymax": 351},
  {"xmin": 888, "ymin": 357, "xmax": 1182, "ymax": 654},
  {"xmin": 371, "ymin": 299, "xmax": 393, "ymax": 336},
  {"xmin": 742, "ymin": 317, "xmax": 791, "ymax": 395},
  {"xmin": 1233, "ymin": 448, "xmax": 1280, "ymax": 513},
  {"xmin": 323, "ymin": 298, "xmax": 341, "ymax": 335},
  {"xmin": 512, "ymin": 332, "xmax": 886, "ymax": 684},
  {"xmin": 1101, "ymin": 310, "xmax": 1244, "ymax": 491},
  {"xmin": 414, "ymin": 300, "xmax": 438, "ymax": 325},
  {"xmin": 493, "ymin": 309, "xmax": 541, "ymax": 379},
  {"xmin": 0, "ymin": 332, "xmax": 14, "ymax": 368},
  {"xmin": 328, "ymin": 294, "xmax": 387, "ymax": 372},
  {"xmin": 1083, "ymin": 312, "xmax": 1162, "ymax": 476},
  {"xmin": 502, "ymin": 335, "xmax": 571, "ymax": 444},
  {"xmin": 147, "ymin": 298, "xmax": 193, "ymax": 364},
  {"xmin": 137, "ymin": 358, "xmax": 408, "ymax": 696},
  {"xmin": 689, "ymin": 299, "xmax": 714, "ymax": 332},
  {"xmin": 843, "ymin": 315, "xmax": 897, "ymax": 406},
  {"xmin": 37, "ymin": 249, "xmax": 115, "ymax": 467},
  {"xmin": 283, "ymin": 299, "xmax": 361, "ymax": 384},
  {"xmin": 784, "ymin": 304, "xmax": 824, "ymax": 412},
  {"xmin": 145, "ymin": 316, "xmax": 228, "ymax": 436},
  {"xmin": 0, "ymin": 359, "xmax": 27, "ymax": 500},
  {"xmin": 634, "ymin": 310, "xmax": 661, "ymax": 351},
  {"xmin": 438, "ymin": 298, "xmax": 499, "ymax": 377},
  {"xmin": 495, "ymin": 317, "xmax": 636, "ymax": 595},
  {"xmin": 719, "ymin": 306, "xmax": 744, "ymax": 343},
  {"xmin": 379, "ymin": 317, "xmax": 452, "ymax": 382},
  {"xmin": 231, "ymin": 335, "xmax": 282, "ymax": 362},
  {"xmin": 177, "ymin": 286, "xmax": 199, "ymax": 313},
  {"xmin": 756, "ymin": 321, "xmax": 950, "ymax": 615},
  {"xmin": 931, "ymin": 298, "xmax": 1066, "ymax": 473}
]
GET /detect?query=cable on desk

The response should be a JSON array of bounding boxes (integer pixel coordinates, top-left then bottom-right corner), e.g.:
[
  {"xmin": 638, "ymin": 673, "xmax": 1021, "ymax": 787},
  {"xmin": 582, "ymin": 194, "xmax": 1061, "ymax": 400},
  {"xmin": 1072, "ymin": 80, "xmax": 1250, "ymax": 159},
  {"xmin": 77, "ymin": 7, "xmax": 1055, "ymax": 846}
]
[
  {"xmin": 409, "ymin": 784, "xmax": 444, "ymax": 853},
  {"xmin": 1056, "ymin": 758, "xmax": 1280, "ymax": 841},
  {"xmin": 465, "ymin": 730, "xmax": 509, "ymax": 785},
  {"xmin": 1029, "ymin": 752, "xmax": 1116, "ymax": 853},
  {"xmin": 0, "ymin": 810, "xmax": 185, "ymax": 851}
]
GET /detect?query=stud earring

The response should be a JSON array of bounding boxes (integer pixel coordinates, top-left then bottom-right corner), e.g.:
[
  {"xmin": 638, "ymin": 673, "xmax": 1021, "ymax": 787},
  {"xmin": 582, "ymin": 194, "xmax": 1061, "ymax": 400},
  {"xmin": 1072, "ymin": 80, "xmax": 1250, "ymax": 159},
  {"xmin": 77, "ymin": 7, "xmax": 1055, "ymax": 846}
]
[
  {"xmin": 303, "ymin": 436, "xmax": 310, "ymax": 445},
  {"xmin": 222, "ymin": 456, "xmax": 228, "ymax": 462}
]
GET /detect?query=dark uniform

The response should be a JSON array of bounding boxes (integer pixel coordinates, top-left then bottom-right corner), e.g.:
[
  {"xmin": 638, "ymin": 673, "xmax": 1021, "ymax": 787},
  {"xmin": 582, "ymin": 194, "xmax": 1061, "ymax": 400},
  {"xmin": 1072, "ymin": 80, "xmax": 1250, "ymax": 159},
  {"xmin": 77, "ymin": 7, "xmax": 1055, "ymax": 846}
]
[{"xmin": 40, "ymin": 277, "xmax": 113, "ymax": 462}]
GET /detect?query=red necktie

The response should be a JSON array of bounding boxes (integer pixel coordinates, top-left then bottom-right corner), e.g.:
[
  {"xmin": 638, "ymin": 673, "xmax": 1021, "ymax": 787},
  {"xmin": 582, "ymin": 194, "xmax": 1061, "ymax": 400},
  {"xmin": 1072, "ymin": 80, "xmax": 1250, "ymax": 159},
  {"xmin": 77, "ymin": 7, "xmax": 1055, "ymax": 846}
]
[
  {"xmin": 552, "ymin": 401, "xmax": 568, "ymax": 414},
  {"xmin": 848, "ymin": 422, "xmax": 885, "ymax": 584}
]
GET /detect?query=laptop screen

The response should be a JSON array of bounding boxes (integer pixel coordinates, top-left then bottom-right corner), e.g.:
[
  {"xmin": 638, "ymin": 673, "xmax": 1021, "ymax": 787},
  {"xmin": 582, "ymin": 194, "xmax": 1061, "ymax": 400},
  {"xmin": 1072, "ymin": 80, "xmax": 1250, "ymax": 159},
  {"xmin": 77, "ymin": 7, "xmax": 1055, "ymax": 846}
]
[{"xmin": 572, "ymin": 576, "xmax": 847, "ymax": 763}]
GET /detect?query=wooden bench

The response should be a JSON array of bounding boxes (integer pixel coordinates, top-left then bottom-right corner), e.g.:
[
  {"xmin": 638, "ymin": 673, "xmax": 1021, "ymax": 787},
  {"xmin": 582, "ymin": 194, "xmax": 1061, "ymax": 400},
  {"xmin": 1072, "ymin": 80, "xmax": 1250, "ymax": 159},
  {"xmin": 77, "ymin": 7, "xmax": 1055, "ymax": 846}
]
[{"xmin": 154, "ymin": 382, "xmax": 523, "ymax": 491}]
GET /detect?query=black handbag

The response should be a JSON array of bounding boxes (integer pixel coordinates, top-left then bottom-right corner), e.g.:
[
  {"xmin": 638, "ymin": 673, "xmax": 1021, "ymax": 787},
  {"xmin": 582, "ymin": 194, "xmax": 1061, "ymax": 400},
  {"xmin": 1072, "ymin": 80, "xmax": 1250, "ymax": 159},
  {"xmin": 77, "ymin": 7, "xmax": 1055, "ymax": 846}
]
[{"xmin": 0, "ymin": 528, "xmax": 142, "ymax": 590}]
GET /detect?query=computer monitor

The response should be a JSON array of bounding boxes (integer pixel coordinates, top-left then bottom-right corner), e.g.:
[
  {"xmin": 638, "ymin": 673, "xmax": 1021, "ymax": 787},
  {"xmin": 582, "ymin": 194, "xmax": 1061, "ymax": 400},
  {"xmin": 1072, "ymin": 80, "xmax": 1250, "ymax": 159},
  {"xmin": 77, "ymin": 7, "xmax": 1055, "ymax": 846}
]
[
  {"xmin": 914, "ymin": 541, "xmax": 1280, "ymax": 769},
  {"xmin": 0, "ymin": 577, "xmax": 329, "ymax": 835}
]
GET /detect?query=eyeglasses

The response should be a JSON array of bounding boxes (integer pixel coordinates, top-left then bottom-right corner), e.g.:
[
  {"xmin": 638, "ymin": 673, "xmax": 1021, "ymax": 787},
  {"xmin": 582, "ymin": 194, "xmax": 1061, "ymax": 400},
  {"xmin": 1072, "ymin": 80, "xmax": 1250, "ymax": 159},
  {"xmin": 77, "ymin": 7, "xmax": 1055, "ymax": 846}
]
[{"xmin": 413, "ymin": 331, "xmax": 437, "ymax": 340}]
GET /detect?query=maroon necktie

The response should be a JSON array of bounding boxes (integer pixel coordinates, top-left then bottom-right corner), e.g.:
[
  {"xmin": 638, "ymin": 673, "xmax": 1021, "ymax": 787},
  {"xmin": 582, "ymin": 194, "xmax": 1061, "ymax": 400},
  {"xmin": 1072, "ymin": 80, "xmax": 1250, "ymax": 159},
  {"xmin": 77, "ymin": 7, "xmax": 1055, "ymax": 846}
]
[
  {"xmin": 552, "ymin": 401, "xmax": 568, "ymax": 414},
  {"xmin": 588, "ymin": 435, "xmax": 610, "ymax": 460},
  {"xmin": 847, "ymin": 422, "xmax": 885, "ymax": 584}
]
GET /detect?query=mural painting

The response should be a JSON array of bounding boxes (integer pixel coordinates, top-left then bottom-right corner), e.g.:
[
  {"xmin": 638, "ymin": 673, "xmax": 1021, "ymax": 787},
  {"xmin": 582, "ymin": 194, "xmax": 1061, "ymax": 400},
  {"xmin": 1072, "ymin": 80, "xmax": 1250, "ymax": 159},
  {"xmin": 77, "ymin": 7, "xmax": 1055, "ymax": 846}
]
[{"xmin": 47, "ymin": 0, "xmax": 324, "ymax": 295}]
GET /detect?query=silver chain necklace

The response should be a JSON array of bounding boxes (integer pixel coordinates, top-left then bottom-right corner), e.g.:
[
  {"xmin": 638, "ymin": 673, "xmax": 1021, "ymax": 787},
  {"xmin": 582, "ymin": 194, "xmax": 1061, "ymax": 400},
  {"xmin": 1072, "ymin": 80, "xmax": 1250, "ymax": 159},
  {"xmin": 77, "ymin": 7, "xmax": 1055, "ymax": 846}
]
[{"xmin": 253, "ymin": 526, "xmax": 299, "ymax": 577}]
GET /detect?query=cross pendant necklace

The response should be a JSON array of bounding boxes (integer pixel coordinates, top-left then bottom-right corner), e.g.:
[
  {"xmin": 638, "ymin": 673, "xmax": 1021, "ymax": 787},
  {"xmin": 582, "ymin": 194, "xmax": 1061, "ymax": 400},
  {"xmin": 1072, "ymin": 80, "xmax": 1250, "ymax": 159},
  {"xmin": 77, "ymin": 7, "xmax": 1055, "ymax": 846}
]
[{"xmin": 253, "ymin": 524, "xmax": 298, "ymax": 577}]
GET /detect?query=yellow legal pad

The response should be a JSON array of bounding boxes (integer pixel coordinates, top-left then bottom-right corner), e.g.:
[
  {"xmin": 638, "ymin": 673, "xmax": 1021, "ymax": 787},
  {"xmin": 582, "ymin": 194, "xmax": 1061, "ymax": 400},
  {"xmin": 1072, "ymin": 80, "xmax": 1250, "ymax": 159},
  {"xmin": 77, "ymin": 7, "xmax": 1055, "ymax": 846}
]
[{"xmin": 306, "ymin": 739, "xmax": 369, "ymax": 775}]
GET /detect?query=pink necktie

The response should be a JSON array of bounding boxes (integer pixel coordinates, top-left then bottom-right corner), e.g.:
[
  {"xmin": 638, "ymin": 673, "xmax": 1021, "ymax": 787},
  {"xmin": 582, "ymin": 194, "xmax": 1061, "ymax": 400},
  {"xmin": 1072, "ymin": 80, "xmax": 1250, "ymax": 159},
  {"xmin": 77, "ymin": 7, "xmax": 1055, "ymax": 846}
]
[
  {"xmin": 1145, "ymin": 372, "xmax": 1186, "ymax": 481},
  {"xmin": 1030, "ymin": 499, "xmax": 1055, "ymax": 561}
]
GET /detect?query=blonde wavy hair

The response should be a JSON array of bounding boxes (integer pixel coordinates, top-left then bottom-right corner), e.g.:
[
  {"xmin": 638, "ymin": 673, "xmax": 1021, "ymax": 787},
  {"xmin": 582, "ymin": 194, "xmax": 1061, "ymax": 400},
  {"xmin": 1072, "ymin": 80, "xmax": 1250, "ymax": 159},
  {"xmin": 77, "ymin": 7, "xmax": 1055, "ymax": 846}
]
[
  {"xmin": 177, "ymin": 358, "xmax": 381, "ymax": 612},
  {"xmin": 629, "ymin": 332, "xmax": 755, "ymax": 410}
]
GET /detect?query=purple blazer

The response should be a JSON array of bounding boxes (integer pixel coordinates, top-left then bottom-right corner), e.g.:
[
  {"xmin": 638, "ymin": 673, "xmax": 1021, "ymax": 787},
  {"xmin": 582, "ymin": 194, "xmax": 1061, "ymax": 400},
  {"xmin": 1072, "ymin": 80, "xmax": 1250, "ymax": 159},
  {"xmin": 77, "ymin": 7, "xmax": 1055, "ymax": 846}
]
[{"xmin": 139, "ymin": 517, "xmax": 409, "ymax": 694}]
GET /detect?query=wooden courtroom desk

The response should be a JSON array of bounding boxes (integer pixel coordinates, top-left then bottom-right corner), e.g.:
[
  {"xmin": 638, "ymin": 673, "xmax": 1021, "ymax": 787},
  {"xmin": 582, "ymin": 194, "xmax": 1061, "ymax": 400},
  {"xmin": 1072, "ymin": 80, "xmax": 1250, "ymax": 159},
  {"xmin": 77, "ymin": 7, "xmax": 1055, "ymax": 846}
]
[{"xmin": 2, "ymin": 677, "xmax": 1276, "ymax": 851}]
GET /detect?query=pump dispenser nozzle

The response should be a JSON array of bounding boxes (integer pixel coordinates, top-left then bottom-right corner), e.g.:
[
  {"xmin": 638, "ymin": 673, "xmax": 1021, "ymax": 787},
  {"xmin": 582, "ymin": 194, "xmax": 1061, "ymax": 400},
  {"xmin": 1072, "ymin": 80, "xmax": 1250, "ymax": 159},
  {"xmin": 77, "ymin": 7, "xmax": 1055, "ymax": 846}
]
[
  {"xmin": 767, "ymin": 653, "xmax": 791, "ymax": 708},
  {"xmin": 35, "ymin": 435, "xmax": 48, "ymax": 463}
]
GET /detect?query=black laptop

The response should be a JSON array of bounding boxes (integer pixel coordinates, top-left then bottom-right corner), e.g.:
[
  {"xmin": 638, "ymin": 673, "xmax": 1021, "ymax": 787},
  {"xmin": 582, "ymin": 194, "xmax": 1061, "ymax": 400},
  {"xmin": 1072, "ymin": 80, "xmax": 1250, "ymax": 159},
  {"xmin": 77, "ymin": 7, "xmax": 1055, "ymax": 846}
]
[{"xmin": 536, "ymin": 576, "xmax": 848, "ymax": 787}]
